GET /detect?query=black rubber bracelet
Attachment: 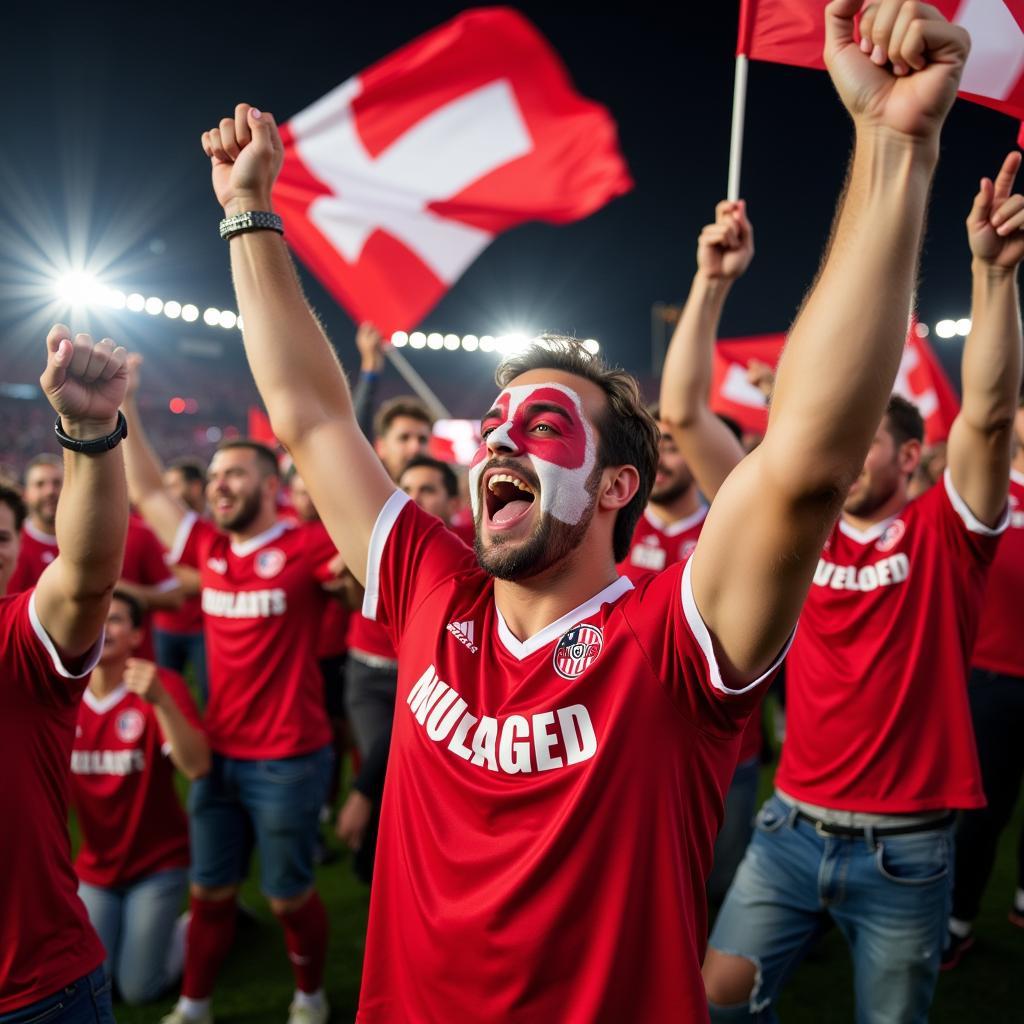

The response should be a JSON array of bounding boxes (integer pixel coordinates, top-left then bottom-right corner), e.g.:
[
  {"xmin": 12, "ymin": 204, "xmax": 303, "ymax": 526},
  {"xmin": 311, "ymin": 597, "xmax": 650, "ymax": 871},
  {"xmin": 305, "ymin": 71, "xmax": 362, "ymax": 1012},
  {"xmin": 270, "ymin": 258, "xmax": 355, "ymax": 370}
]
[{"xmin": 54, "ymin": 411, "xmax": 128, "ymax": 454}]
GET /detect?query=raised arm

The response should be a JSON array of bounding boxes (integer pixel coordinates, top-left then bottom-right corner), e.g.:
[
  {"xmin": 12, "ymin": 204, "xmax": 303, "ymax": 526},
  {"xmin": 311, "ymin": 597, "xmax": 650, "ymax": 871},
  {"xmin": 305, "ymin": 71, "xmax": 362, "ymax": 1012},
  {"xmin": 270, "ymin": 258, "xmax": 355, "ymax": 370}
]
[
  {"xmin": 690, "ymin": 0, "xmax": 970, "ymax": 682},
  {"xmin": 353, "ymin": 322, "xmax": 385, "ymax": 441},
  {"xmin": 659, "ymin": 201, "xmax": 752, "ymax": 499},
  {"xmin": 120, "ymin": 355, "xmax": 187, "ymax": 549},
  {"xmin": 33, "ymin": 326, "xmax": 129, "ymax": 659},
  {"xmin": 946, "ymin": 151, "xmax": 1024, "ymax": 525},
  {"xmin": 201, "ymin": 105, "xmax": 396, "ymax": 583}
]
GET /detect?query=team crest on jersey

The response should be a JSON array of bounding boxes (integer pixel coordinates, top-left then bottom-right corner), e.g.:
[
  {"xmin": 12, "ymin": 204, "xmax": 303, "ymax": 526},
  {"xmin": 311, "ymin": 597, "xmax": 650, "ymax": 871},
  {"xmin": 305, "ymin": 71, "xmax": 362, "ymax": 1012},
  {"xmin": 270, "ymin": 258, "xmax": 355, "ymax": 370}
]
[
  {"xmin": 875, "ymin": 520, "xmax": 906, "ymax": 552},
  {"xmin": 116, "ymin": 709, "xmax": 145, "ymax": 743},
  {"xmin": 207, "ymin": 557, "xmax": 228, "ymax": 575},
  {"xmin": 255, "ymin": 548, "xmax": 286, "ymax": 579},
  {"xmin": 679, "ymin": 539, "xmax": 697, "ymax": 561},
  {"xmin": 553, "ymin": 623, "xmax": 604, "ymax": 680}
]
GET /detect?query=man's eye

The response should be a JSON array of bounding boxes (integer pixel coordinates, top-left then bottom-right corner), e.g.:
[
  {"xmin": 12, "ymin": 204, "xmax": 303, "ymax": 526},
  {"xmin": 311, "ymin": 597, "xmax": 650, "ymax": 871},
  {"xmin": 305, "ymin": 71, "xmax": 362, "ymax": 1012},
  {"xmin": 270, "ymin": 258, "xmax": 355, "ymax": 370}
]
[
  {"xmin": 481, "ymin": 426, "xmax": 495, "ymax": 439},
  {"xmin": 533, "ymin": 423, "xmax": 555, "ymax": 433}
]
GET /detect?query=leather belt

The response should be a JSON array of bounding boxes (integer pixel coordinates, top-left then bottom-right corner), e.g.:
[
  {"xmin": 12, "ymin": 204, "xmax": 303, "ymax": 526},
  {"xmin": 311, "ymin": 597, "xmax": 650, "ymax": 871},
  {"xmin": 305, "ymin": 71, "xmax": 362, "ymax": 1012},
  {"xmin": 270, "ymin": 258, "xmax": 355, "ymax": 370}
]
[{"xmin": 795, "ymin": 810, "xmax": 955, "ymax": 839}]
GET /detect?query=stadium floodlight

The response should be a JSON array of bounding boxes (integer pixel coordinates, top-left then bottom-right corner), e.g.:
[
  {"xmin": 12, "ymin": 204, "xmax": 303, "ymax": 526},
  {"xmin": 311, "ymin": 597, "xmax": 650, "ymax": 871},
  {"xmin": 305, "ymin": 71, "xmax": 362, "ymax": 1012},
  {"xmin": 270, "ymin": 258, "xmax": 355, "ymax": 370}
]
[
  {"xmin": 391, "ymin": 331, "xmax": 409, "ymax": 348},
  {"xmin": 409, "ymin": 331, "xmax": 427, "ymax": 349},
  {"xmin": 427, "ymin": 332, "xmax": 445, "ymax": 350},
  {"xmin": 54, "ymin": 271, "xmax": 102, "ymax": 305},
  {"xmin": 163, "ymin": 300, "xmax": 182, "ymax": 319},
  {"xmin": 955, "ymin": 318, "xmax": 972, "ymax": 337},
  {"xmin": 934, "ymin": 319, "xmax": 956, "ymax": 339},
  {"xmin": 461, "ymin": 334, "xmax": 479, "ymax": 352},
  {"xmin": 203, "ymin": 307, "xmax": 220, "ymax": 326},
  {"xmin": 144, "ymin": 296, "xmax": 164, "ymax": 316},
  {"xmin": 104, "ymin": 289, "xmax": 127, "ymax": 310},
  {"xmin": 583, "ymin": 338, "xmax": 600, "ymax": 355},
  {"xmin": 914, "ymin": 322, "xmax": 930, "ymax": 338},
  {"xmin": 218, "ymin": 310, "xmax": 237, "ymax": 329},
  {"xmin": 444, "ymin": 333, "xmax": 461, "ymax": 351},
  {"xmin": 181, "ymin": 304, "xmax": 199, "ymax": 323},
  {"xmin": 126, "ymin": 293, "xmax": 146, "ymax": 312},
  {"xmin": 478, "ymin": 335, "xmax": 496, "ymax": 352}
]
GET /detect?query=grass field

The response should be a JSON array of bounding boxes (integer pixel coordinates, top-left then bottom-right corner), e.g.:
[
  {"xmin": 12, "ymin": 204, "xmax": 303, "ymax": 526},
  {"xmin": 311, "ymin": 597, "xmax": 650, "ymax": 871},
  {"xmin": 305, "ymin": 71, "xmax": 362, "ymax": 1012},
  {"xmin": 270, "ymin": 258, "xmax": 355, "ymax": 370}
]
[{"xmin": 107, "ymin": 722, "xmax": 1023, "ymax": 1024}]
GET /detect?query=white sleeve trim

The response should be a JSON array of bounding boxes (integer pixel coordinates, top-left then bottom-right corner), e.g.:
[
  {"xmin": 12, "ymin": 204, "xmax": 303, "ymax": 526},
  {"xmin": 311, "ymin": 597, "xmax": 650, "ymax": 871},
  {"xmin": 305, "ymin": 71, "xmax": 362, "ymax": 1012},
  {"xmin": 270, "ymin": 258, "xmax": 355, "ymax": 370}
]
[
  {"xmin": 943, "ymin": 468, "xmax": 1010, "ymax": 537},
  {"xmin": 362, "ymin": 490, "xmax": 412, "ymax": 621},
  {"xmin": 28, "ymin": 590, "xmax": 103, "ymax": 680},
  {"xmin": 167, "ymin": 511, "xmax": 199, "ymax": 566},
  {"xmin": 681, "ymin": 557, "xmax": 795, "ymax": 697}
]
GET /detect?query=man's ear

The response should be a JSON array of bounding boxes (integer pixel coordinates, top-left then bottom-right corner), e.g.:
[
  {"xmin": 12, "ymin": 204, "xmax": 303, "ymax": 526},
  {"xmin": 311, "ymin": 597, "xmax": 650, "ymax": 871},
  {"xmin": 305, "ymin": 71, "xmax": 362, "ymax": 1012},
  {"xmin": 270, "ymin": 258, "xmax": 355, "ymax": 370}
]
[
  {"xmin": 899, "ymin": 438, "xmax": 923, "ymax": 477},
  {"xmin": 599, "ymin": 465, "xmax": 640, "ymax": 512}
]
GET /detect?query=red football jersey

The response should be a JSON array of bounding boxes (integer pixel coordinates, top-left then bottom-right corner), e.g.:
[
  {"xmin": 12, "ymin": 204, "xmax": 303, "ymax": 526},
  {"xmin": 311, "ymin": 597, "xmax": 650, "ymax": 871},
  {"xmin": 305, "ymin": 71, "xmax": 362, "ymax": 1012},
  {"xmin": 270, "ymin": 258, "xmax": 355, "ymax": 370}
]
[
  {"xmin": 972, "ymin": 471, "xmax": 1024, "ymax": 677},
  {"xmin": 7, "ymin": 520, "xmax": 58, "ymax": 593},
  {"xmin": 0, "ymin": 590, "xmax": 105, "ymax": 1014},
  {"xmin": 169, "ymin": 514, "xmax": 334, "ymax": 759},
  {"xmin": 124, "ymin": 516, "xmax": 180, "ymax": 660},
  {"xmin": 618, "ymin": 505, "xmax": 707, "ymax": 583},
  {"xmin": 777, "ymin": 472, "xmax": 1005, "ymax": 813},
  {"xmin": 347, "ymin": 612, "xmax": 397, "ymax": 661},
  {"xmin": 71, "ymin": 668, "xmax": 199, "ymax": 887},
  {"xmin": 356, "ymin": 493, "xmax": 784, "ymax": 1022}
]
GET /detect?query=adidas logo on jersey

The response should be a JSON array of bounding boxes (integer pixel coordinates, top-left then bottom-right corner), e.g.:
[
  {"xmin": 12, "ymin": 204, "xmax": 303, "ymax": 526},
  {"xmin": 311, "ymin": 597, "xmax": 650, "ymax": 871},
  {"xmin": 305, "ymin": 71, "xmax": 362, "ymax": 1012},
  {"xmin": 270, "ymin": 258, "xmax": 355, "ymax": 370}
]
[{"xmin": 447, "ymin": 619, "xmax": 479, "ymax": 654}]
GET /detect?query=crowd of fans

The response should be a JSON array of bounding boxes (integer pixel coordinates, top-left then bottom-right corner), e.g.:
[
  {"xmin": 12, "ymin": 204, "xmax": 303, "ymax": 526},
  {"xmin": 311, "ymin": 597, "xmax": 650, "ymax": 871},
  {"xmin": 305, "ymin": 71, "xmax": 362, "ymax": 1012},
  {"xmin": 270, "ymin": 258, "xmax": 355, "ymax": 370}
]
[{"xmin": 2, "ymin": 3, "xmax": 1024, "ymax": 1023}]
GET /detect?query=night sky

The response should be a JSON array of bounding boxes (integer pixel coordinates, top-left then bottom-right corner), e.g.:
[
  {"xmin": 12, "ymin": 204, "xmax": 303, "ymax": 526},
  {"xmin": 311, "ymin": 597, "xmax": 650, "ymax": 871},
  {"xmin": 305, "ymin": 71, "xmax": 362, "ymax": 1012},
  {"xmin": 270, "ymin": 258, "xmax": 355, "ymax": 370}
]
[{"xmin": 1, "ymin": 2, "xmax": 1018, "ymax": 415}]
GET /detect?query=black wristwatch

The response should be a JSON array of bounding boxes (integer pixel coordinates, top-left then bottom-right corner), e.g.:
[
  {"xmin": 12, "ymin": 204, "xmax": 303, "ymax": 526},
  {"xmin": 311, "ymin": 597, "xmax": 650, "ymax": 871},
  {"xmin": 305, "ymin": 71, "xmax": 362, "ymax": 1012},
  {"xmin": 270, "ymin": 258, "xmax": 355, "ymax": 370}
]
[{"xmin": 54, "ymin": 411, "xmax": 128, "ymax": 454}]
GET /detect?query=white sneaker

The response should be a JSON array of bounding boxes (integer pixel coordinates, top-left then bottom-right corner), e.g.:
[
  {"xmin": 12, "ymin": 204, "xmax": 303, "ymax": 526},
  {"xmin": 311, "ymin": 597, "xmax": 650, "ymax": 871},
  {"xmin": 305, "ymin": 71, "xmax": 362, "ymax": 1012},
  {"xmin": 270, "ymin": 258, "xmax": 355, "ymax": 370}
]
[
  {"xmin": 160, "ymin": 1004, "xmax": 213, "ymax": 1024},
  {"xmin": 287, "ymin": 995, "xmax": 330, "ymax": 1024}
]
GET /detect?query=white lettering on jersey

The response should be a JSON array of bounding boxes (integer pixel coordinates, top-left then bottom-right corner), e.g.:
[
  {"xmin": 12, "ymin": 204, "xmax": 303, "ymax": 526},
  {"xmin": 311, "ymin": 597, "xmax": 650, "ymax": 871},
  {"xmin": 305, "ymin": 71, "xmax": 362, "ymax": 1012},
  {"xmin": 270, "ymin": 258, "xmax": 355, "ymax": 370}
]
[
  {"xmin": 405, "ymin": 664, "xmax": 598, "ymax": 774},
  {"xmin": 630, "ymin": 540, "xmax": 666, "ymax": 572},
  {"xmin": 201, "ymin": 588, "xmax": 288, "ymax": 618},
  {"xmin": 813, "ymin": 552, "xmax": 910, "ymax": 592},
  {"xmin": 71, "ymin": 749, "xmax": 146, "ymax": 776}
]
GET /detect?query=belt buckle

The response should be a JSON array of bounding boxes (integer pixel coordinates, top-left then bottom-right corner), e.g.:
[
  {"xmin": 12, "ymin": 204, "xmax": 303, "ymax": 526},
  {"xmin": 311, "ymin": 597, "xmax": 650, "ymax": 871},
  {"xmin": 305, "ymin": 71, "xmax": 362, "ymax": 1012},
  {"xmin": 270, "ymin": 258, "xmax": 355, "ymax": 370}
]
[{"xmin": 814, "ymin": 818, "xmax": 833, "ymax": 838}]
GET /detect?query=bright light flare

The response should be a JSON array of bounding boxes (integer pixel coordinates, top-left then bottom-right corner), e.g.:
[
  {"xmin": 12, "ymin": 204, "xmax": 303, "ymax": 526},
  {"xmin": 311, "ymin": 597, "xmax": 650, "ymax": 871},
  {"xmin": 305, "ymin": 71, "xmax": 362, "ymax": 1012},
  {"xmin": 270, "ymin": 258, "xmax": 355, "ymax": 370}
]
[{"xmin": 935, "ymin": 319, "xmax": 957, "ymax": 339}]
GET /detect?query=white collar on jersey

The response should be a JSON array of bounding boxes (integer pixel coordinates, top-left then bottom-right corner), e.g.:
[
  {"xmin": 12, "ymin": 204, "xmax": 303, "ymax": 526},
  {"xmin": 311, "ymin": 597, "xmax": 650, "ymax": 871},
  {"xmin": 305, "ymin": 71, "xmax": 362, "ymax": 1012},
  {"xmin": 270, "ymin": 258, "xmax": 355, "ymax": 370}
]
[
  {"xmin": 230, "ymin": 519, "xmax": 293, "ymax": 558},
  {"xmin": 23, "ymin": 519, "xmax": 58, "ymax": 545},
  {"xmin": 643, "ymin": 503, "xmax": 708, "ymax": 537},
  {"xmin": 82, "ymin": 683, "xmax": 129, "ymax": 715},
  {"xmin": 837, "ymin": 514, "xmax": 899, "ymax": 545},
  {"xmin": 1011, "ymin": 468, "xmax": 1024, "ymax": 488},
  {"xmin": 495, "ymin": 575, "xmax": 634, "ymax": 661}
]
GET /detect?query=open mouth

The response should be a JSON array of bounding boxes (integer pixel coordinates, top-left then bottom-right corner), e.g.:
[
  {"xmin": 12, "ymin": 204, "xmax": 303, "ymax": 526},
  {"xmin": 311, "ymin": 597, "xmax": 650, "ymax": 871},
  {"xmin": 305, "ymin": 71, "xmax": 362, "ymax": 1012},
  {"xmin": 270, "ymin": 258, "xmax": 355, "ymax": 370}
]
[{"xmin": 484, "ymin": 470, "xmax": 537, "ymax": 530}]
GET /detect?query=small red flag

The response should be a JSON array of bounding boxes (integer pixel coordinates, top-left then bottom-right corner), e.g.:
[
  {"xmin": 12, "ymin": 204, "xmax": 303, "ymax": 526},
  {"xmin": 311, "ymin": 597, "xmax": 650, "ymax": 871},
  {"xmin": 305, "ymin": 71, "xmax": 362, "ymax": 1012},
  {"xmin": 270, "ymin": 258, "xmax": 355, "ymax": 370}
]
[
  {"xmin": 737, "ymin": 0, "xmax": 1024, "ymax": 132},
  {"xmin": 896, "ymin": 327, "xmax": 961, "ymax": 444},
  {"xmin": 274, "ymin": 8, "xmax": 632, "ymax": 334}
]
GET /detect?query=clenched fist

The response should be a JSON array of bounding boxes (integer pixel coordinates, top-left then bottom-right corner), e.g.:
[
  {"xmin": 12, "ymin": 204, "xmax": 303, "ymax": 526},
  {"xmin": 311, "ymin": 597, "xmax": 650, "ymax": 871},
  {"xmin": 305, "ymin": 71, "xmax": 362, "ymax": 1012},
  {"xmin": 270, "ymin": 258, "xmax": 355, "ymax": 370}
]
[
  {"xmin": 40, "ymin": 324, "xmax": 128, "ymax": 437},
  {"xmin": 825, "ymin": 0, "xmax": 970, "ymax": 143},
  {"xmin": 696, "ymin": 200, "xmax": 754, "ymax": 283},
  {"xmin": 201, "ymin": 102, "xmax": 285, "ymax": 216},
  {"xmin": 123, "ymin": 659, "xmax": 167, "ymax": 706}
]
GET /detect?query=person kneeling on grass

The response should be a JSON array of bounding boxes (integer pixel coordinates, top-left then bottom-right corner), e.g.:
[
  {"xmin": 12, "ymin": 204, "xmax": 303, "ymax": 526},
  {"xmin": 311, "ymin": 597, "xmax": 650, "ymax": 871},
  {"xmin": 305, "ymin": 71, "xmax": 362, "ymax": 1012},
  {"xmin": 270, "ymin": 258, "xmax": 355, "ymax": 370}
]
[{"xmin": 71, "ymin": 590, "xmax": 210, "ymax": 1005}]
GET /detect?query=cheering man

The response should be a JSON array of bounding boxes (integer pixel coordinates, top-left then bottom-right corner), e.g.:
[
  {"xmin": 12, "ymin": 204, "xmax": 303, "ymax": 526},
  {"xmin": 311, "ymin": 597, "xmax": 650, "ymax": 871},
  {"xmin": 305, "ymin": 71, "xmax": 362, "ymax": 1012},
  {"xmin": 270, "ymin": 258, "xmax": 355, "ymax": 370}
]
[{"xmin": 199, "ymin": 0, "xmax": 969, "ymax": 1017}]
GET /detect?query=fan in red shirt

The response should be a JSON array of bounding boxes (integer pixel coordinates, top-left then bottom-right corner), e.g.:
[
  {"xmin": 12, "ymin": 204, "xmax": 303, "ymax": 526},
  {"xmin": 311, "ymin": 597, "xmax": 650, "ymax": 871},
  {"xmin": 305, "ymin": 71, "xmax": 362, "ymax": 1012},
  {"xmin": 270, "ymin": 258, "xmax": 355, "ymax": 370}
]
[
  {"xmin": 661, "ymin": 113, "xmax": 1022, "ymax": 1024},
  {"xmin": 203, "ymin": 17, "xmax": 966, "ymax": 1012},
  {"xmin": 946, "ymin": 400, "xmax": 1024, "ymax": 964},
  {"xmin": 7, "ymin": 452, "xmax": 183, "ymax": 660},
  {"xmin": 122, "ymin": 359, "xmax": 339, "ymax": 1024},
  {"xmin": 0, "ymin": 325, "xmax": 129, "ymax": 1023},
  {"xmin": 72, "ymin": 590, "xmax": 209, "ymax": 1005}
]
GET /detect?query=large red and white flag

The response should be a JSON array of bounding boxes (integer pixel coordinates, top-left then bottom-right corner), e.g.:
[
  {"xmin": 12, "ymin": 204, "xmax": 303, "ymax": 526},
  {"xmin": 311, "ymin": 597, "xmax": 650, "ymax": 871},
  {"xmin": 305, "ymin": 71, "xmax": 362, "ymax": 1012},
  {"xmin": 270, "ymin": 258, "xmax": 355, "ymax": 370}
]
[
  {"xmin": 274, "ymin": 8, "xmax": 632, "ymax": 334},
  {"xmin": 737, "ymin": 0, "xmax": 1024, "ymax": 137},
  {"xmin": 709, "ymin": 327, "xmax": 959, "ymax": 443}
]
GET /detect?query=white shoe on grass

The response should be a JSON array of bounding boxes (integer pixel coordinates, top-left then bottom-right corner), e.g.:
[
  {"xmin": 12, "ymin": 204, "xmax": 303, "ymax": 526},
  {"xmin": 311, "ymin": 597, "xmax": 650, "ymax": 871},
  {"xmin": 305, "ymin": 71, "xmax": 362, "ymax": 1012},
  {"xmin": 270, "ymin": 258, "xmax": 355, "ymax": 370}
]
[
  {"xmin": 287, "ymin": 994, "xmax": 330, "ymax": 1024},
  {"xmin": 160, "ymin": 1000, "xmax": 213, "ymax": 1024}
]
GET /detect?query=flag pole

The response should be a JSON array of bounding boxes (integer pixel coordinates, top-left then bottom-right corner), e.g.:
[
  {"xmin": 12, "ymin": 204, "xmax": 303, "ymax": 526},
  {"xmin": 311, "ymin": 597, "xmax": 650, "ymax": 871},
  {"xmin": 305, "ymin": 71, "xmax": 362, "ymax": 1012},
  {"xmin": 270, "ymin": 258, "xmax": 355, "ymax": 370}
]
[
  {"xmin": 384, "ymin": 346, "xmax": 453, "ymax": 420},
  {"xmin": 727, "ymin": 54, "xmax": 749, "ymax": 202}
]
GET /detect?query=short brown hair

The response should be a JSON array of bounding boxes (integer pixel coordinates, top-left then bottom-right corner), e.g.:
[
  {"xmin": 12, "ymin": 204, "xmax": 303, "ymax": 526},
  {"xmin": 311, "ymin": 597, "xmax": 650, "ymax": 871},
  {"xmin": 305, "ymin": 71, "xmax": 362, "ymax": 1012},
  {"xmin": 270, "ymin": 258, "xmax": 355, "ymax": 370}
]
[
  {"xmin": 167, "ymin": 456, "xmax": 206, "ymax": 487},
  {"xmin": 25, "ymin": 453, "xmax": 62, "ymax": 481},
  {"xmin": 215, "ymin": 439, "xmax": 280, "ymax": 479},
  {"xmin": 111, "ymin": 588, "xmax": 144, "ymax": 629},
  {"xmin": 496, "ymin": 336, "xmax": 658, "ymax": 562},
  {"xmin": 374, "ymin": 397, "xmax": 433, "ymax": 441},
  {"xmin": 883, "ymin": 394, "xmax": 925, "ymax": 448},
  {"xmin": 0, "ymin": 477, "xmax": 27, "ymax": 531}
]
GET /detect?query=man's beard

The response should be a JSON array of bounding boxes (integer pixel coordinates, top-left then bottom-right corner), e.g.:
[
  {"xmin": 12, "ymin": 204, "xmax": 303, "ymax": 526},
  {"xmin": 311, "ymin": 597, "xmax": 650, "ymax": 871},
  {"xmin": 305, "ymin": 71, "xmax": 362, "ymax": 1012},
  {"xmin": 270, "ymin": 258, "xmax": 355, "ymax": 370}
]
[
  {"xmin": 649, "ymin": 474, "xmax": 692, "ymax": 506},
  {"xmin": 31, "ymin": 501, "xmax": 58, "ymax": 530},
  {"xmin": 843, "ymin": 474, "xmax": 900, "ymax": 517},
  {"xmin": 214, "ymin": 489, "xmax": 262, "ymax": 532}
]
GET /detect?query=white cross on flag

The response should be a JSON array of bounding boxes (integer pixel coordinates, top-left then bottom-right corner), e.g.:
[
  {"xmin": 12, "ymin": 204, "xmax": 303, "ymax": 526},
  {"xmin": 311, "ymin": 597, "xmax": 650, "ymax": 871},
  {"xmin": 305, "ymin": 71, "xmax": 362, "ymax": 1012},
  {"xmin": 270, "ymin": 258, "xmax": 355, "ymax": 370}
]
[
  {"xmin": 273, "ymin": 9, "xmax": 632, "ymax": 334},
  {"xmin": 737, "ymin": 0, "xmax": 1024, "ymax": 141}
]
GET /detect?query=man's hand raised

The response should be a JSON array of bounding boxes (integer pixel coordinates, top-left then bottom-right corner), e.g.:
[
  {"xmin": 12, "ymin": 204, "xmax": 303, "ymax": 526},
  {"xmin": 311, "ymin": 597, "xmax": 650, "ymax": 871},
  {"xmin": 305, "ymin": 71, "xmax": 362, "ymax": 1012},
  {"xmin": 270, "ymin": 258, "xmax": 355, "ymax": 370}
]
[
  {"xmin": 825, "ymin": 0, "xmax": 969, "ymax": 143},
  {"xmin": 201, "ymin": 102, "xmax": 284, "ymax": 217},
  {"xmin": 356, "ymin": 322, "xmax": 386, "ymax": 374},
  {"xmin": 969, "ymin": 152, "xmax": 1024, "ymax": 271},
  {"xmin": 40, "ymin": 325, "xmax": 127, "ymax": 437},
  {"xmin": 696, "ymin": 200, "xmax": 754, "ymax": 283}
]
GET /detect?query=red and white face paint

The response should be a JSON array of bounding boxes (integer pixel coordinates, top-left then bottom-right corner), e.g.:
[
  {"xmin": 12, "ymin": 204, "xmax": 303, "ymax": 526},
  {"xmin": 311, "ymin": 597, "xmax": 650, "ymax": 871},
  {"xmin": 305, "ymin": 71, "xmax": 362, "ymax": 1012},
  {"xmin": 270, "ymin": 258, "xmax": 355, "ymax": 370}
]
[{"xmin": 470, "ymin": 382, "xmax": 598, "ymax": 527}]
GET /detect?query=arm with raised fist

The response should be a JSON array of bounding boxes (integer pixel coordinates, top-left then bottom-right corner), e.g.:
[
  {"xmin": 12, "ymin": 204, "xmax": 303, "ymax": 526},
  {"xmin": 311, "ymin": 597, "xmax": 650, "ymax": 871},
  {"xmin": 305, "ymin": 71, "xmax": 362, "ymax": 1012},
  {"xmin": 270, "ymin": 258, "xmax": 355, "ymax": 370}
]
[
  {"xmin": 201, "ymin": 105, "xmax": 395, "ymax": 582},
  {"xmin": 688, "ymin": 0, "xmax": 970, "ymax": 683},
  {"xmin": 945, "ymin": 151, "xmax": 1024, "ymax": 526},
  {"xmin": 659, "ymin": 200, "xmax": 752, "ymax": 500},
  {"xmin": 33, "ymin": 326, "xmax": 129, "ymax": 659}
]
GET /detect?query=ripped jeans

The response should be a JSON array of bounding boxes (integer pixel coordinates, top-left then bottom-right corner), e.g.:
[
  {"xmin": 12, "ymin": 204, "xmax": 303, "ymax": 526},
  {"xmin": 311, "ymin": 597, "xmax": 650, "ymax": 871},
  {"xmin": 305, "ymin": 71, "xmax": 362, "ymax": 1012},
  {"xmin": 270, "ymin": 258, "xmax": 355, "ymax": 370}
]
[{"xmin": 707, "ymin": 794, "xmax": 954, "ymax": 1024}]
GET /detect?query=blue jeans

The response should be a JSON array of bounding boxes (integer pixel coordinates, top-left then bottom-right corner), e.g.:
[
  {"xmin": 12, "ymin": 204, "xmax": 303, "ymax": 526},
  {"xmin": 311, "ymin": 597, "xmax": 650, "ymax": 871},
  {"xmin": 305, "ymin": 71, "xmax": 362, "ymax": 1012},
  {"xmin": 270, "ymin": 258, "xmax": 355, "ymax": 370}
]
[
  {"xmin": 708, "ymin": 794, "xmax": 954, "ymax": 1024},
  {"xmin": 78, "ymin": 866, "xmax": 188, "ymax": 1005},
  {"xmin": 0, "ymin": 967, "xmax": 113, "ymax": 1024},
  {"xmin": 154, "ymin": 628, "xmax": 208, "ymax": 706},
  {"xmin": 188, "ymin": 747, "xmax": 332, "ymax": 899}
]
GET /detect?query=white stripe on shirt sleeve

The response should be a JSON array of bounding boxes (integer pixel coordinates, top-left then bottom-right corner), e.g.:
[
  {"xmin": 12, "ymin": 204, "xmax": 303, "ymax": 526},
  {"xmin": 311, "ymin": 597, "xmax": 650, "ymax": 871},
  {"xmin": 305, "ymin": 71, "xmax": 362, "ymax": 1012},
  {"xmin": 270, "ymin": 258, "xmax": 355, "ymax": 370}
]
[
  {"xmin": 362, "ymin": 490, "xmax": 412, "ymax": 621},
  {"xmin": 681, "ymin": 557, "xmax": 795, "ymax": 696},
  {"xmin": 28, "ymin": 590, "xmax": 103, "ymax": 680},
  {"xmin": 943, "ymin": 468, "xmax": 1010, "ymax": 537},
  {"xmin": 166, "ymin": 511, "xmax": 199, "ymax": 566}
]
